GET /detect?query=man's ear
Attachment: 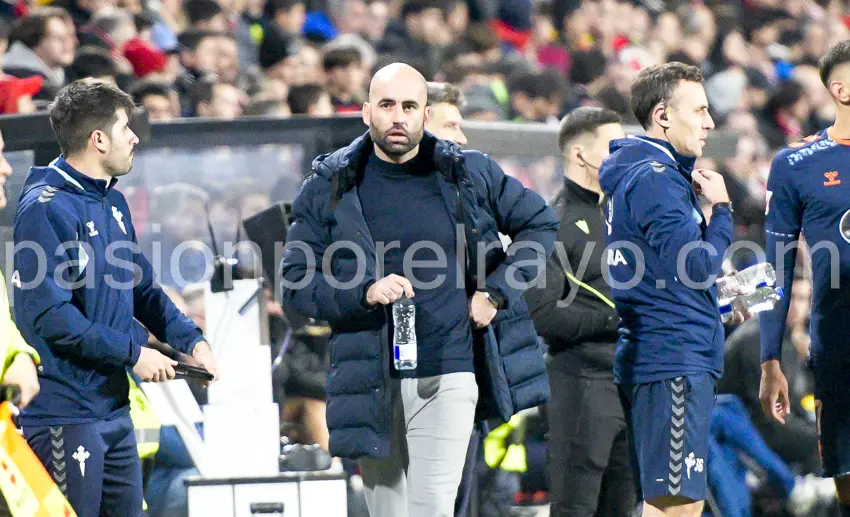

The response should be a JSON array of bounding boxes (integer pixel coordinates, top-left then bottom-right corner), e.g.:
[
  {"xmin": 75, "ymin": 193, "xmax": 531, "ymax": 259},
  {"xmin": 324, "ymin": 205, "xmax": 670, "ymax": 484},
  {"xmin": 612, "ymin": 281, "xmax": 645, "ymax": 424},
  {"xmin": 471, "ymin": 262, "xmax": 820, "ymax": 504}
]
[
  {"xmin": 655, "ymin": 104, "xmax": 670, "ymax": 128},
  {"xmin": 424, "ymin": 105, "xmax": 431, "ymax": 126},
  {"xmin": 831, "ymin": 80, "xmax": 850, "ymax": 105},
  {"xmin": 91, "ymin": 130, "xmax": 109, "ymax": 154},
  {"xmin": 362, "ymin": 101, "xmax": 371, "ymax": 127},
  {"xmin": 570, "ymin": 143, "xmax": 583, "ymax": 164}
]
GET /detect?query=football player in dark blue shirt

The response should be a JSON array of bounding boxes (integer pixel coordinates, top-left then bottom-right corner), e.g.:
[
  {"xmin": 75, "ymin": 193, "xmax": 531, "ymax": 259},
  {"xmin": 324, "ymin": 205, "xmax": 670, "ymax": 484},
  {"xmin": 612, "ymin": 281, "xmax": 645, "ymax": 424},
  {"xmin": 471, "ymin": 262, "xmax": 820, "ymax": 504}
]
[{"xmin": 760, "ymin": 40, "xmax": 850, "ymax": 515}]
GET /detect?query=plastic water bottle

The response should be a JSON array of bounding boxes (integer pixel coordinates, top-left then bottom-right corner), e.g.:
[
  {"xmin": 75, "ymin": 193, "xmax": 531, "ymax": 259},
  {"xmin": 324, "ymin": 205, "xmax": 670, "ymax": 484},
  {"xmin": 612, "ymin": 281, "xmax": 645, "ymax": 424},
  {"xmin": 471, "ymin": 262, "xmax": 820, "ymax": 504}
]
[
  {"xmin": 716, "ymin": 263, "xmax": 777, "ymax": 303},
  {"xmin": 393, "ymin": 296, "xmax": 417, "ymax": 371},
  {"xmin": 720, "ymin": 286, "xmax": 784, "ymax": 323}
]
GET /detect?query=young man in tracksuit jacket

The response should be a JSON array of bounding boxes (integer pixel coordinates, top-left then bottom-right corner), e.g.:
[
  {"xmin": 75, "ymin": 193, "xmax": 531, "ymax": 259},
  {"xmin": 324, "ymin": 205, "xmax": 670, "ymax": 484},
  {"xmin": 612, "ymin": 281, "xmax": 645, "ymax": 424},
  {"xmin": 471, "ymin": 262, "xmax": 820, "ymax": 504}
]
[
  {"xmin": 525, "ymin": 107, "xmax": 634, "ymax": 517},
  {"xmin": 12, "ymin": 79, "xmax": 218, "ymax": 517},
  {"xmin": 598, "ymin": 63, "xmax": 734, "ymax": 517}
]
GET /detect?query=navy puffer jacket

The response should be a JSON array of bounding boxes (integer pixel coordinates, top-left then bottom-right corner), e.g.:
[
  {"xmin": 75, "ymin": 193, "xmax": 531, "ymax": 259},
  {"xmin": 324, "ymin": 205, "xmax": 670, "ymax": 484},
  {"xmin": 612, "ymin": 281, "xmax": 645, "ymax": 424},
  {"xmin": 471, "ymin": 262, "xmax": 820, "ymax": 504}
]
[{"xmin": 280, "ymin": 131, "xmax": 558, "ymax": 459}]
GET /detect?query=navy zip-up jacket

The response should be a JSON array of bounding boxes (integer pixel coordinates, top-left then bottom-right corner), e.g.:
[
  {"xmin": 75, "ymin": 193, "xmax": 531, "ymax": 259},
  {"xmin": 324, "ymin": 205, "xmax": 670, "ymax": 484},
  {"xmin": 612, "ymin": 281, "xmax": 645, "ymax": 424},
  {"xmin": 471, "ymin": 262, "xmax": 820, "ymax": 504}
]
[
  {"xmin": 12, "ymin": 157, "xmax": 205, "ymax": 426},
  {"xmin": 599, "ymin": 136, "xmax": 734, "ymax": 385}
]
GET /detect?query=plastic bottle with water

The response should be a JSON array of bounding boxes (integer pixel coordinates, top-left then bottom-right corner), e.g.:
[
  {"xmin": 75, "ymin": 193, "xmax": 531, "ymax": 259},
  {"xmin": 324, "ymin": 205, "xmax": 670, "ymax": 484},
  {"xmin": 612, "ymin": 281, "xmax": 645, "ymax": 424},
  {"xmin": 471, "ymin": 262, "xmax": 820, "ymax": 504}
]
[
  {"xmin": 719, "ymin": 286, "xmax": 784, "ymax": 323},
  {"xmin": 393, "ymin": 296, "xmax": 417, "ymax": 371},
  {"xmin": 716, "ymin": 263, "xmax": 776, "ymax": 303}
]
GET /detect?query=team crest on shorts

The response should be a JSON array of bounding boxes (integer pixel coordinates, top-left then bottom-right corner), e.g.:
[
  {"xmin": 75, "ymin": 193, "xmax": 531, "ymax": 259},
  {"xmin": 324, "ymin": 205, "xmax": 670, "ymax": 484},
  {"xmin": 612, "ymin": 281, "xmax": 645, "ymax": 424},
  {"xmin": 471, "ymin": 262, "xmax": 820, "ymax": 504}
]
[{"xmin": 650, "ymin": 161, "xmax": 665, "ymax": 173}]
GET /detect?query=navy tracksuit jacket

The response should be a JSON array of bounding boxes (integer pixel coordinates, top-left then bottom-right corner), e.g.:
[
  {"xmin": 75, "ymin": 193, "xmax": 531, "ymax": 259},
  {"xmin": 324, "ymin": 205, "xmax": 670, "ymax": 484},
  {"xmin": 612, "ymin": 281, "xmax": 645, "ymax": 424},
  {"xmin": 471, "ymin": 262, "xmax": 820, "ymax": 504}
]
[{"xmin": 12, "ymin": 156, "xmax": 204, "ymax": 517}]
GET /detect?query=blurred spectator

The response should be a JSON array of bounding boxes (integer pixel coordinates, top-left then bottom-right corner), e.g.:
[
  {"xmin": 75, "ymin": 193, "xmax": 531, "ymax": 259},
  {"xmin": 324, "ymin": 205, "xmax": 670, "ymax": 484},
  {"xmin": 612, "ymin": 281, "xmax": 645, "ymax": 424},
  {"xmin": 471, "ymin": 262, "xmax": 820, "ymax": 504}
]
[
  {"xmin": 215, "ymin": 33, "xmax": 240, "ymax": 84},
  {"xmin": 176, "ymin": 29, "xmax": 220, "ymax": 82},
  {"xmin": 377, "ymin": 0, "xmax": 447, "ymax": 78},
  {"xmin": 363, "ymin": 0, "xmax": 389, "ymax": 43},
  {"xmin": 184, "ymin": 0, "xmax": 228, "ymax": 32},
  {"xmin": 81, "ymin": 7, "xmax": 137, "ymax": 50},
  {"xmin": 326, "ymin": 0, "xmax": 367, "ymax": 38},
  {"xmin": 759, "ymin": 79, "xmax": 811, "ymax": 149},
  {"xmin": 322, "ymin": 45, "xmax": 364, "ymax": 113},
  {"xmin": 506, "ymin": 69, "xmax": 563, "ymax": 123},
  {"xmin": 123, "ymin": 38, "xmax": 180, "ymax": 82},
  {"xmin": 287, "ymin": 83, "xmax": 333, "ymax": 116},
  {"xmin": 259, "ymin": 25, "xmax": 303, "ymax": 88},
  {"xmin": 297, "ymin": 42, "xmax": 323, "ymax": 83},
  {"xmin": 444, "ymin": 0, "xmax": 468, "ymax": 42},
  {"xmin": 264, "ymin": 0, "xmax": 305, "ymax": 37},
  {"xmin": 191, "ymin": 77, "xmax": 244, "ymax": 118},
  {"xmin": 174, "ymin": 29, "xmax": 220, "ymax": 110},
  {"xmin": 425, "ymin": 81, "xmax": 466, "ymax": 144},
  {"xmin": 3, "ymin": 7, "xmax": 77, "ymax": 99},
  {"xmin": 130, "ymin": 80, "xmax": 179, "ymax": 121},
  {"xmin": 69, "ymin": 45, "xmax": 121, "ymax": 83}
]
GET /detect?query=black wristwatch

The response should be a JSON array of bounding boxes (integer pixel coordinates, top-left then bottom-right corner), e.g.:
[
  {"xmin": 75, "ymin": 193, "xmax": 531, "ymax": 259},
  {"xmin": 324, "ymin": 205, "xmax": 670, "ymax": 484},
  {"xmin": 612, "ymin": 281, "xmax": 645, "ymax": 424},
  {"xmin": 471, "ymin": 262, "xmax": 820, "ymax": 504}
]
[{"xmin": 713, "ymin": 201, "xmax": 733, "ymax": 213}]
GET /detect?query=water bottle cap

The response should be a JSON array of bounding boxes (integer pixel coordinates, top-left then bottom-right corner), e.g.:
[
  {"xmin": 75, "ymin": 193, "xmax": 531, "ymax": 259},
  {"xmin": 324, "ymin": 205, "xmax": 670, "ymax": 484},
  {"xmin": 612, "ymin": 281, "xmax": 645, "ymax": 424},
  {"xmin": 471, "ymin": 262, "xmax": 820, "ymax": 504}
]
[
  {"xmin": 718, "ymin": 303, "xmax": 732, "ymax": 314},
  {"xmin": 775, "ymin": 287, "xmax": 784, "ymax": 299},
  {"xmin": 756, "ymin": 281, "xmax": 767, "ymax": 289}
]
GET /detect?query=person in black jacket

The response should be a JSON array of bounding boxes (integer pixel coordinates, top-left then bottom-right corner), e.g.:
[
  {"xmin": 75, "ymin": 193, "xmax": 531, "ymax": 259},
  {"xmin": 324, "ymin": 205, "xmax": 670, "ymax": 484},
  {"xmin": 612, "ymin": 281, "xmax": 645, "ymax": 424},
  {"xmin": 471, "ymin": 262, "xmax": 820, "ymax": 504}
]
[{"xmin": 525, "ymin": 107, "xmax": 634, "ymax": 517}]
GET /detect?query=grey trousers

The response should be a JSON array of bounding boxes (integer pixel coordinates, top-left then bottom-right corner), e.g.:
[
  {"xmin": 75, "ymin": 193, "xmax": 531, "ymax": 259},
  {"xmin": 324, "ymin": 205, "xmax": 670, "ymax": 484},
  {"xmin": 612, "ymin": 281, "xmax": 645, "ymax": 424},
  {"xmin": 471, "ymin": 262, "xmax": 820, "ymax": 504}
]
[{"xmin": 359, "ymin": 372, "xmax": 478, "ymax": 517}]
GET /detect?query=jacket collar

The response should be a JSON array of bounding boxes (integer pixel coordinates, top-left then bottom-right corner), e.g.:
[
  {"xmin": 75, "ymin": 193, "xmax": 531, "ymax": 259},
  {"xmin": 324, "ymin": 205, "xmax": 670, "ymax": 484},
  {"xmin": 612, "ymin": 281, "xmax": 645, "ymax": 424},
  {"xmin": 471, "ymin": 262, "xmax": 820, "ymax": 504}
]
[
  {"xmin": 630, "ymin": 135, "xmax": 697, "ymax": 174},
  {"xmin": 317, "ymin": 131, "xmax": 465, "ymax": 204},
  {"xmin": 562, "ymin": 176, "xmax": 601, "ymax": 205},
  {"xmin": 49, "ymin": 156, "xmax": 116, "ymax": 198}
]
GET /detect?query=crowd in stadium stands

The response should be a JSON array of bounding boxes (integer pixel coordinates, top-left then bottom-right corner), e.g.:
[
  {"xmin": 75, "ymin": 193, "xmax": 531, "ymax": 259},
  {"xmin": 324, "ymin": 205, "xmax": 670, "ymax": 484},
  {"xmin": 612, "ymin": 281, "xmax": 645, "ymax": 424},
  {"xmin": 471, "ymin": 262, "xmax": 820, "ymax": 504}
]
[{"xmin": 4, "ymin": 0, "xmax": 850, "ymax": 515}]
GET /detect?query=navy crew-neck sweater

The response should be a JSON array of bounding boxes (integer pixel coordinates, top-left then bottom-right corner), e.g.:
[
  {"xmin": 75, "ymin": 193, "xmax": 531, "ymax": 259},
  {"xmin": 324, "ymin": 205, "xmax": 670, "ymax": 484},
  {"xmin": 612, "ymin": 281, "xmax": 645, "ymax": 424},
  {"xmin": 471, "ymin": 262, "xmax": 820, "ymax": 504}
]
[{"xmin": 359, "ymin": 151, "xmax": 473, "ymax": 378}]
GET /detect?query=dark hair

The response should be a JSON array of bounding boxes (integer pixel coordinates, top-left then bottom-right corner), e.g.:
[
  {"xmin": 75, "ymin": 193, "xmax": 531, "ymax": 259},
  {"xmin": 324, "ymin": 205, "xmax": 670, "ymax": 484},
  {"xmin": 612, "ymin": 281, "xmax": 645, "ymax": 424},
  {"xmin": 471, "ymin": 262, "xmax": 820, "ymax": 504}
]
[
  {"xmin": 557, "ymin": 107, "xmax": 621, "ymax": 153},
  {"xmin": 630, "ymin": 61, "xmax": 704, "ymax": 130},
  {"xmin": 134, "ymin": 11, "xmax": 157, "ymax": 32},
  {"xmin": 401, "ymin": 0, "xmax": 442, "ymax": 19},
  {"xmin": 765, "ymin": 79, "xmax": 805, "ymax": 116},
  {"xmin": 464, "ymin": 22, "xmax": 499, "ymax": 53},
  {"xmin": 71, "ymin": 46, "xmax": 120, "ymax": 80},
  {"xmin": 426, "ymin": 82, "xmax": 464, "ymax": 107},
  {"xmin": 177, "ymin": 29, "xmax": 220, "ymax": 52},
  {"xmin": 264, "ymin": 0, "xmax": 304, "ymax": 19},
  {"xmin": 185, "ymin": 0, "xmax": 223, "ymax": 25},
  {"xmin": 9, "ymin": 7, "xmax": 69, "ymax": 49},
  {"xmin": 819, "ymin": 40, "xmax": 850, "ymax": 87},
  {"xmin": 322, "ymin": 46, "xmax": 361, "ymax": 71},
  {"xmin": 49, "ymin": 79, "xmax": 135, "ymax": 157},
  {"xmin": 129, "ymin": 80, "xmax": 172, "ymax": 104},
  {"xmin": 287, "ymin": 83, "xmax": 325, "ymax": 114}
]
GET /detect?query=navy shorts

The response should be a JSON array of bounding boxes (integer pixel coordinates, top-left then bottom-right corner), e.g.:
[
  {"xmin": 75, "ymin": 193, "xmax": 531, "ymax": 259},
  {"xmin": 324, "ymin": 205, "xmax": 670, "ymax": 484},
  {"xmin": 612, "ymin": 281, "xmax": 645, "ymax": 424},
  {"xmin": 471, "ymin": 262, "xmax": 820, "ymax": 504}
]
[
  {"xmin": 23, "ymin": 413, "xmax": 143, "ymax": 517},
  {"xmin": 815, "ymin": 389, "xmax": 850, "ymax": 478},
  {"xmin": 618, "ymin": 373, "xmax": 716, "ymax": 502}
]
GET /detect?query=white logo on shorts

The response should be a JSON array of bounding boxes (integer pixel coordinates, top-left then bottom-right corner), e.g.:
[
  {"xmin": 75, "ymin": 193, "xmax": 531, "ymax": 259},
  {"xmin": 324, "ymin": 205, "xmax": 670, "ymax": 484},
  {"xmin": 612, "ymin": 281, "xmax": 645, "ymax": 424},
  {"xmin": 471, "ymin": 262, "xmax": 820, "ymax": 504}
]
[
  {"xmin": 73, "ymin": 445, "xmax": 90, "ymax": 477},
  {"xmin": 685, "ymin": 452, "xmax": 704, "ymax": 479}
]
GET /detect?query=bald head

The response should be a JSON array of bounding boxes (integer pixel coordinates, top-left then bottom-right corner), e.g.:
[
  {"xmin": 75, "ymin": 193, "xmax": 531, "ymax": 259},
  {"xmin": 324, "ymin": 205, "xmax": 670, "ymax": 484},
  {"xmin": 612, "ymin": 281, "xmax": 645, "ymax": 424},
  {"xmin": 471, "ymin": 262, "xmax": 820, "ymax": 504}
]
[
  {"xmin": 364, "ymin": 62, "xmax": 431, "ymax": 163},
  {"xmin": 369, "ymin": 63, "xmax": 427, "ymax": 103}
]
